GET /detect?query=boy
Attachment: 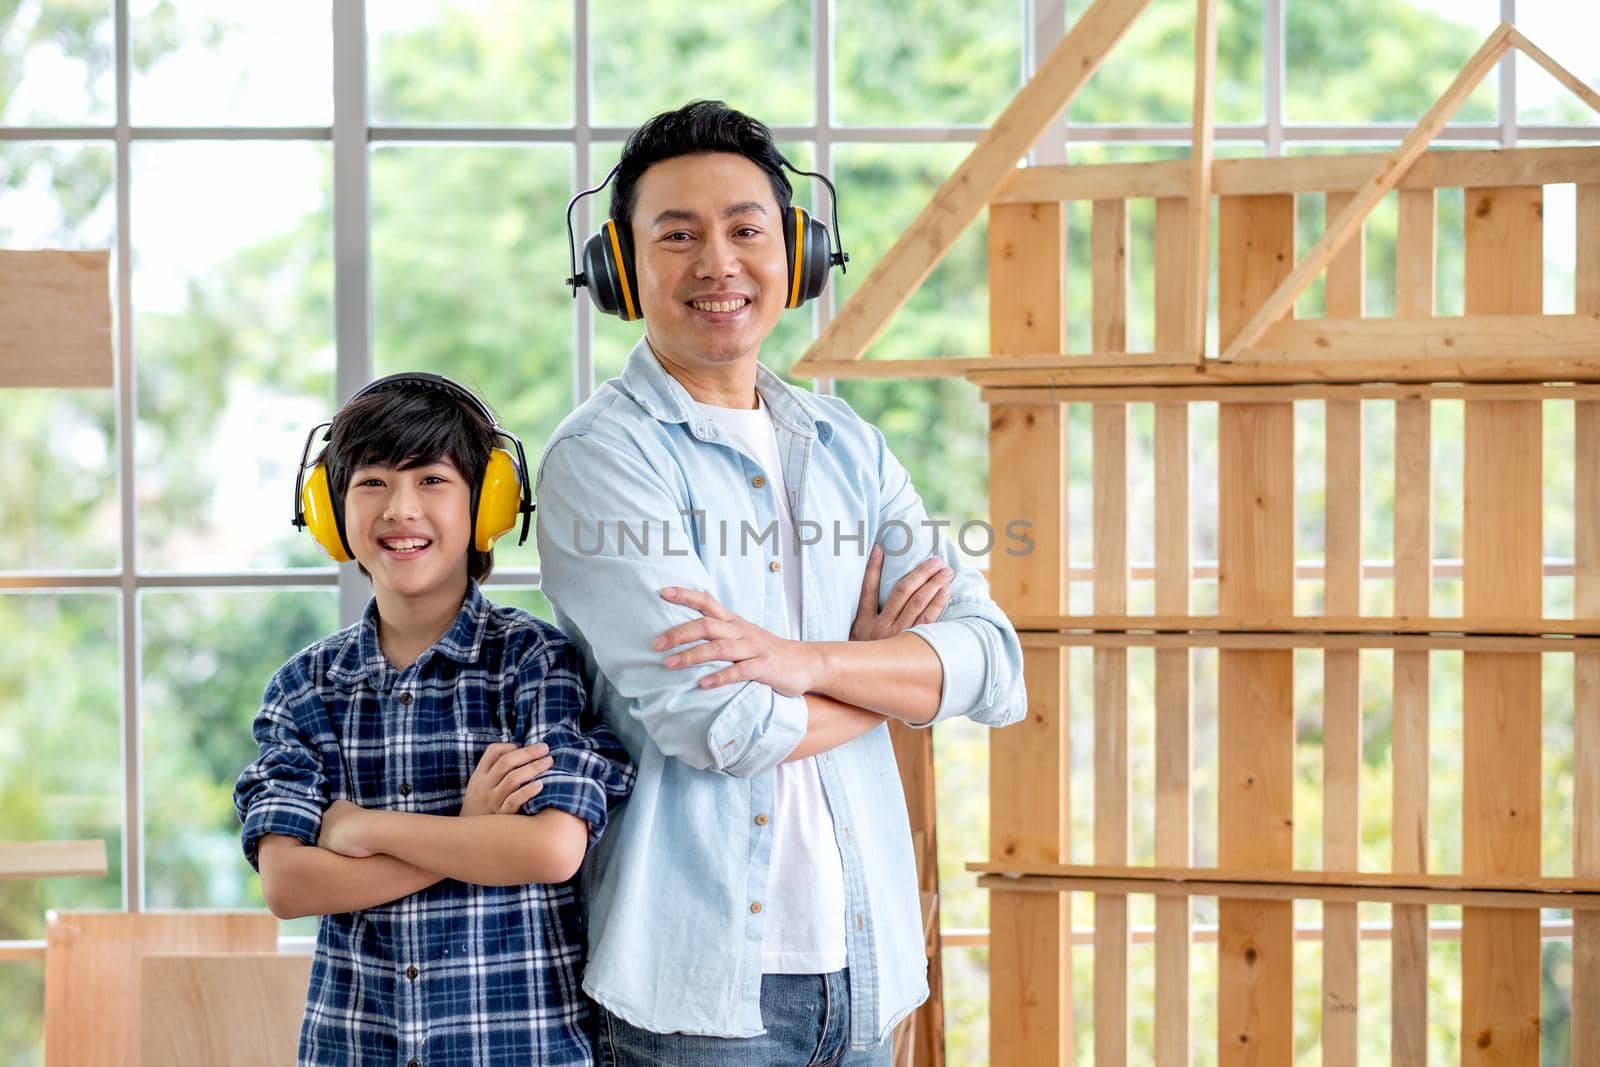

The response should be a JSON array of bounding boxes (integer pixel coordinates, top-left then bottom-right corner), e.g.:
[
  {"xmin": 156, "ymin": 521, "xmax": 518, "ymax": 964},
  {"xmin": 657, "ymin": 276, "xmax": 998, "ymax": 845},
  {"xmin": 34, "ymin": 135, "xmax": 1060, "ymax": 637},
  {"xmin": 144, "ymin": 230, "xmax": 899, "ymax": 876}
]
[{"xmin": 234, "ymin": 373, "xmax": 632, "ymax": 1067}]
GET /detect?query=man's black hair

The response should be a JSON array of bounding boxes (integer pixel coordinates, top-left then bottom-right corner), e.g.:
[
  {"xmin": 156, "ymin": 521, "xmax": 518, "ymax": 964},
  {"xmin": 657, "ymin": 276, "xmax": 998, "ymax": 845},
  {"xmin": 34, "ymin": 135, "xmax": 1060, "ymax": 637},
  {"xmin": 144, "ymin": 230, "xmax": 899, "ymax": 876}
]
[
  {"xmin": 610, "ymin": 100, "xmax": 793, "ymax": 235},
  {"xmin": 316, "ymin": 382, "xmax": 497, "ymax": 583}
]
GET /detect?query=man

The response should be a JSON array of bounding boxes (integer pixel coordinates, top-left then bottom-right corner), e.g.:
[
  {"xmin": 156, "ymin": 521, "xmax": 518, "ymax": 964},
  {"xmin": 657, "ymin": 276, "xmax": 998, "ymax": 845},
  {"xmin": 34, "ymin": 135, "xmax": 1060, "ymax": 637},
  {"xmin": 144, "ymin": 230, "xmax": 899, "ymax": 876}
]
[{"xmin": 536, "ymin": 100, "xmax": 1025, "ymax": 1064}]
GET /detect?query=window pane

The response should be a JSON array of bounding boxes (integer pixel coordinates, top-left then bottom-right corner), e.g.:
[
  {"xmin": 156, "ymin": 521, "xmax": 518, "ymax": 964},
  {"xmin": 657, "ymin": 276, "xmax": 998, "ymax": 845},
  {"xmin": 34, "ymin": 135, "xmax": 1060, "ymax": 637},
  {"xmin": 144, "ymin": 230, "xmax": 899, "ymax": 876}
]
[
  {"xmin": 0, "ymin": 142, "xmax": 119, "ymax": 570},
  {"xmin": 133, "ymin": 142, "xmax": 334, "ymax": 571},
  {"xmin": 1285, "ymin": 0, "xmax": 1498, "ymax": 124},
  {"xmin": 834, "ymin": 0, "xmax": 1020, "ymax": 126},
  {"xmin": 130, "ymin": 0, "xmax": 332, "ymax": 125},
  {"xmin": 0, "ymin": 1, "xmax": 114, "ymax": 125},
  {"xmin": 831, "ymin": 143, "xmax": 988, "ymax": 364},
  {"xmin": 589, "ymin": 0, "xmax": 812, "ymax": 127},
  {"xmin": 371, "ymin": 145, "xmax": 575, "ymax": 572},
  {"xmin": 0, "ymin": 593, "xmax": 124, "ymax": 937},
  {"xmin": 142, "ymin": 588, "xmax": 337, "ymax": 908},
  {"xmin": 1066, "ymin": 0, "xmax": 1263, "ymax": 124},
  {"xmin": 1516, "ymin": 4, "xmax": 1599, "ymax": 126},
  {"xmin": 369, "ymin": 0, "xmax": 573, "ymax": 125},
  {"xmin": 0, "ymin": 960, "xmax": 44, "ymax": 1067}
]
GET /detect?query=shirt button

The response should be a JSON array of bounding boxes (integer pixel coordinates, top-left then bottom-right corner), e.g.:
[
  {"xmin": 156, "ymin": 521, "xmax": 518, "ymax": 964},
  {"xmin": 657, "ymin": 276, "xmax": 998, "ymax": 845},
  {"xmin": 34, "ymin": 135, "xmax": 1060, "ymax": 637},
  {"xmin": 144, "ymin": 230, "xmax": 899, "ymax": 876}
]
[
  {"xmin": 750, "ymin": 902, "xmax": 762, "ymax": 914},
  {"xmin": 751, "ymin": 475, "xmax": 766, "ymax": 489},
  {"xmin": 398, "ymin": 783, "xmax": 412, "ymax": 797},
  {"xmin": 769, "ymin": 561, "xmax": 781, "ymax": 573},
  {"xmin": 856, "ymin": 913, "xmax": 865, "ymax": 930},
  {"xmin": 408, "ymin": 1060, "xmax": 421, "ymax": 1067},
  {"xmin": 398, "ymin": 692, "xmax": 412, "ymax": 705},
  {"xmin": 405, "ymin": 964, "xmax": 419, "ymax": 980},
  {"xmin": 754, "ymin": 814, "xmax": 768, "ymax": 827}
]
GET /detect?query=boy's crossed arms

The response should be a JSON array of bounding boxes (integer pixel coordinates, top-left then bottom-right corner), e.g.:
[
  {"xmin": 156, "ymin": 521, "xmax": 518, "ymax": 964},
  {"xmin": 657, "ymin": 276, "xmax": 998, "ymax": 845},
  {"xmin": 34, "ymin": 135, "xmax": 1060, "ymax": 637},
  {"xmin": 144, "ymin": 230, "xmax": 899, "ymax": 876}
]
[{"xmin": 257, "ymin": 741, "xmax": 577, "ymax": 919}]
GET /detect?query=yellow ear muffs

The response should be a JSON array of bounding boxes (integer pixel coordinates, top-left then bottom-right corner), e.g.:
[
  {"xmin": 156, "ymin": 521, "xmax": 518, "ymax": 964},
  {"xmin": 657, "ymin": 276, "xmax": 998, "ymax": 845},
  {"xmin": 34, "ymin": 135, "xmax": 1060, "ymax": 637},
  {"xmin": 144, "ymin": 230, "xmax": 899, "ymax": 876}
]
[
  {"xmin": 474, "ymin": 447, "xmax": 522, "ymax": 552},
  {"xmin": 300, "ymin": 463, "xmax": 353, "ymax": 563}
]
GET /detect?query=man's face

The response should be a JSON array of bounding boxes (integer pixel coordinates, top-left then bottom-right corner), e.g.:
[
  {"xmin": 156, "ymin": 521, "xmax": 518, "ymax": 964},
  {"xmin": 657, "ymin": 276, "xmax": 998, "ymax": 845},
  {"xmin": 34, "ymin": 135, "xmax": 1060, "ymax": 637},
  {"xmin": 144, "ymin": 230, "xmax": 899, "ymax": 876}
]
[
  {"xmin": 343, "ymin": 457, "xmax": 473, "ymax": 603},
  {"xmin": 630, "ymin": 151, "xmax": 790, "ymax": 375}
]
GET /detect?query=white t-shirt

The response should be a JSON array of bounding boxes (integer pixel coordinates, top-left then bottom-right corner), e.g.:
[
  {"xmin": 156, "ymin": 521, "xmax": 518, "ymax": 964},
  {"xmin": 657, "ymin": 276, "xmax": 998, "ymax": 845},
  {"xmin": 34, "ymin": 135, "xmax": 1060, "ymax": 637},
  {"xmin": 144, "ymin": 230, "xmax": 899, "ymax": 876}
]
[{"xmin": 697, "ymin": 396, "xmax": 848, "ymax": 975}]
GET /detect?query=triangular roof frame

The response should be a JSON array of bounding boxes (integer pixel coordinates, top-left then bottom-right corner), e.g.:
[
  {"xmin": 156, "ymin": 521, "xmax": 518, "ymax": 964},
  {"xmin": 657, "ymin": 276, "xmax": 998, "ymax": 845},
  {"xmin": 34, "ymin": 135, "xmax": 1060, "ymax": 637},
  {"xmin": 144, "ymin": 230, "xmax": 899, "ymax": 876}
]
[{"xmin": 790, "ymin": 8, "xmax": 1600, "ymax": 379}]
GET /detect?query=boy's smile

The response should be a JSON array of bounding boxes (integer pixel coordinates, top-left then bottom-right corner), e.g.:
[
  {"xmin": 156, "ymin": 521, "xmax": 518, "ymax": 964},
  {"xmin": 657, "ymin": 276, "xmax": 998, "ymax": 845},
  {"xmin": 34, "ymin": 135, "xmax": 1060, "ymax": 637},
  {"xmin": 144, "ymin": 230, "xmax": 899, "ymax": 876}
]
[{"xmin": 345, "ymin": 458, "xmax": 472, "ymax": 607}]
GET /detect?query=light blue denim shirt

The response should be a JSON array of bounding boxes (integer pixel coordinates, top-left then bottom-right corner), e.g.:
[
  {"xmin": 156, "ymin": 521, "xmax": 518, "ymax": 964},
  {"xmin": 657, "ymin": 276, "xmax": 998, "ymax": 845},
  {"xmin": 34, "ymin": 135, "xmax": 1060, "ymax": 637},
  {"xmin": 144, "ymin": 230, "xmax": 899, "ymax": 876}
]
[{"xmin": 535, "ymin": 338, "xmax": 1026, "ymax": 1046}]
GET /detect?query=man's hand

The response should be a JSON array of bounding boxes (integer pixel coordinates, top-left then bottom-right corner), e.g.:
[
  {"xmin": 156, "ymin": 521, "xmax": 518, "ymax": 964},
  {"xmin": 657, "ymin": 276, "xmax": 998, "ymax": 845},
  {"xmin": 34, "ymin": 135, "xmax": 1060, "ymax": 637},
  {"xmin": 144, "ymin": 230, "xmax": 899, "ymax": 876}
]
[
  {"xmin": 655, "ymin": 586, "xmax": 821, "ymax": 696},
  {"xmin": 461, "ymin": 742, "xmax": 554, "ymax": 816},
  {"xmin": 851, "ymin": 546, "xmax": 952, "ymax": 642},
  {"xmin": 318, "ymin": 799, "xmax": 377, "ymax": 858}
]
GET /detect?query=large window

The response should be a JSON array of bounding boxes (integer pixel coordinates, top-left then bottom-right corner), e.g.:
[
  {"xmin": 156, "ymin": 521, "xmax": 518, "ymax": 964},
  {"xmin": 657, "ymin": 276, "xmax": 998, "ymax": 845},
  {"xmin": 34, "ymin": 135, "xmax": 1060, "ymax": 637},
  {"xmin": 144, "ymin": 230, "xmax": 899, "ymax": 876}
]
[{"xmin": 2, "ymin": 1, "xmax": 1594, "ymax": 1063}]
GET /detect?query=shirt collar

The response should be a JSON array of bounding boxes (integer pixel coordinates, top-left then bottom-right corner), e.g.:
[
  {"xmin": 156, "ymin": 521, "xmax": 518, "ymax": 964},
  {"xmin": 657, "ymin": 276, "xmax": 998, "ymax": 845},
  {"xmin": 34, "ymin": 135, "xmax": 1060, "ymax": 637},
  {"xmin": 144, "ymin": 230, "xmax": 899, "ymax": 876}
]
[
  {"xmin": 343, "ymin": 581, "xmax": 491, "ymax": 684},
  {"xmin": 617, "ymin": 336, "xmax": 835, "ymax": 446}
]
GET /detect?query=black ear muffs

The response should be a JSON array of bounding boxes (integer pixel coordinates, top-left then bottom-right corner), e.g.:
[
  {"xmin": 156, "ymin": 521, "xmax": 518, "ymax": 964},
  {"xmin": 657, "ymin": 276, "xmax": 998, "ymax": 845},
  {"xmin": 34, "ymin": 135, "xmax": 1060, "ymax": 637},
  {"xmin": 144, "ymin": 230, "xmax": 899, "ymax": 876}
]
[{"xmin": 566, "ymin": 159, "xmax": 848, "ymax": 319}]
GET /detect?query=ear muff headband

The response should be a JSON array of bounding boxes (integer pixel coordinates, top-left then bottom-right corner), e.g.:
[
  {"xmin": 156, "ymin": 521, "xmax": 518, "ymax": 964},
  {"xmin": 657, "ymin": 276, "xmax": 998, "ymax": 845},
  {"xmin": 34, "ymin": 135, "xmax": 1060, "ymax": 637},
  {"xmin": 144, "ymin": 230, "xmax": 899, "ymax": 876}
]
[
  {"xmin": 565, "ymin": 157, "xmax": 849, "ymax": 318},
  {"xmin": 291, "ymin": 373, "xmax": 534, "ymax": 563}
]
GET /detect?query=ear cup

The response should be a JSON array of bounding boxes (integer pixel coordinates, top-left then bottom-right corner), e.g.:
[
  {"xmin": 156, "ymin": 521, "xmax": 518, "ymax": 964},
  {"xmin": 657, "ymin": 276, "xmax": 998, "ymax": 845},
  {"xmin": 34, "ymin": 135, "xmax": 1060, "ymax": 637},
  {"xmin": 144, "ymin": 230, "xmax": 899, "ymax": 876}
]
[
  {"xmin": 474, "ymin": 447, "xmax": 522, "ymax": 552},
  {"xmin": 300, "ymin": 464, "xmax": 353, "ymax": 563},
  {"xmin": 580, "ymin": 219, "xmax": 641, "ymax": 321},
  {"xmin": 784, "ymin": 205, "xmax": 835, "ymax": 309}
]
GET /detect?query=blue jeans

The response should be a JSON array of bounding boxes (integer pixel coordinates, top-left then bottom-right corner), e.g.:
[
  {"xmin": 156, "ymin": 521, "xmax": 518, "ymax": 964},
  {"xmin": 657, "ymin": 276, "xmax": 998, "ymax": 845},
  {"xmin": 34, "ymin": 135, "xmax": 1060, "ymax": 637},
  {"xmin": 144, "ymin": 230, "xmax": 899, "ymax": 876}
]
[{"xmin": 596, "ymin": 970, "xmax": 892, "ymax": 1067}]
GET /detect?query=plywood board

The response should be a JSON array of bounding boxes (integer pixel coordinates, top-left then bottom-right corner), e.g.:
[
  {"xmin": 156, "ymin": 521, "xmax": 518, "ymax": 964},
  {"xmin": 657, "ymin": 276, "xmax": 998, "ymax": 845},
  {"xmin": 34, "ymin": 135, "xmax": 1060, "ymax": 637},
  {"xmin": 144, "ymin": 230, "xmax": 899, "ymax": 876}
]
[
  {"xmin": 140, "ymin": 953, "xmax": 311, "ymax": 1067},
  {"xmin": 0, "ymin": 250, "xmax": 113, "ymax": 388}
]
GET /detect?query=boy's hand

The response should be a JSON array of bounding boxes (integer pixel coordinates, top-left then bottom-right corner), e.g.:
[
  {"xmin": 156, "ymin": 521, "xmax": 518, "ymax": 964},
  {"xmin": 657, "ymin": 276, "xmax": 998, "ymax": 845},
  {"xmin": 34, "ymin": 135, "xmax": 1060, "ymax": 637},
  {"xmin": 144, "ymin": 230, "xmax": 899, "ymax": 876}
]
[
  {"xmin": 850, "ymin": 546, "xmax": 952, "ymax": 642},
  {"xmin": 461, "ymin": 742, "xmax": 554, "ymax": 816},
  {"xmin": 319, "ymin": 799, "xmax": 377, "ymax": 858},
  {"xmin": 656, "ymin": 587, "xmax": 821, "ymax": 696}
]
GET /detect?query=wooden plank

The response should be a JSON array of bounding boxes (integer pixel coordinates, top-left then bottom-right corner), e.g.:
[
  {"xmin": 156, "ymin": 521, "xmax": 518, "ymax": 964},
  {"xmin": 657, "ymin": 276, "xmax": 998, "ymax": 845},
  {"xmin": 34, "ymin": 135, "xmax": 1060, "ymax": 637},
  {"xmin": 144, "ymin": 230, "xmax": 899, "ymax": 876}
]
[
  {"xmin": 987, "ymin": 269, "xmax": 1072, "ymax": 1067},
  {"xmin": 1574, "ymin": 181, "xmax": 1600, "ymax": 1067},
  {"xmin": 1017, "ymin": 630, "xmax": 1600, "ymax": 654},
  {"xmin": 990, "ymin": 203, "xmax": 1068, "ymax": 356},
  {"xmin": 1092, "ymin": 393, "xmax": 1128, "ymax": 1067},
  {"xmin": 1250, "ymin": 311, "xmax": 1600, "ymax": 363},
  {"xmin": 889, "ymin": 721, "xmax": 946, "ymax": 1067},
  {"xmin": 140, "ymin": 953, "xmax": 311, "ymax": 1067},
  {"xmin": 989, "ymin": 146, "xmax": 1600, "ymax": 204},
  {"xmin": 1220, "ymin": 23, "xmax": 1514, "ymax": 359},
  {"xmin": 0, "ymin": 840, "xmax": 107, "ymax": 879},
  {"xmin": 982, "ymin": 383, "xmax": 1600, "ymax": 405},
  {"xmin": 791, "ymin": 0, "xmax": 1154, "ymax": 372},
  {"xmin": 1507, "ymin": 29, "xmax": 1600, "ymax": 117},
  {"xmin": 1091, "ymin": 200, "xmax": 1128, "ymax": 355},
  {"xmin": 44, "ymin": 912, "xmax": 279, "ymax": 1067},
  {"xmin": 1320, "ymin": 214, "xmax": 1363, "ymax": 1061},
  {"xmin": 1152, "ymin": 195, "xmax": 1192, "ymax": 1067},
  {"xmin": 0, "ymin": 250, "xmax": 113, "ymax": 388},
  {"xmin": 1186, "ymin": 0, "xmax": 1218, "ymax": 360},
  {"xmin": 1461, "ymin": 184, "xmax": 1544, "ymax": 1067},
  {"xmin": 1008, "ymin": 613, "xmax": 1600, "ymax": 637},
  {"xmin": 1216, "ymin": 192, "xmax": 1296, "ymax": 1067},
  {"xmin": 975, "ymin": 869, "xmax": 1600, "ymax": 909}
]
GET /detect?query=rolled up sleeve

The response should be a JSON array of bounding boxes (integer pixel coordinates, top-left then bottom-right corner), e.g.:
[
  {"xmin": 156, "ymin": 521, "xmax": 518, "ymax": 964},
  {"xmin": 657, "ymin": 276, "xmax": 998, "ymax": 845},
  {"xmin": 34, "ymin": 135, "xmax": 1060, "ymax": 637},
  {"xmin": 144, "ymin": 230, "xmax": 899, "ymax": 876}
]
[
  {"xmin": 536, "ymin": 434, "xmax": 808, "ymax": 777},
  {"xmin": 233, "ymin": 670, "xmax": 329, "ymax": 870}
]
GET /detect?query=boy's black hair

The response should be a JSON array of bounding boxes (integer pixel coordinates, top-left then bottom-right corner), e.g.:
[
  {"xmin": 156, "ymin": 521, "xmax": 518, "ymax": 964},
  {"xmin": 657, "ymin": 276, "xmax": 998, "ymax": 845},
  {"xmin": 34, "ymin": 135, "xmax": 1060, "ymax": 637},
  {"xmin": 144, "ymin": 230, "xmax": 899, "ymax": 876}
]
[
  {"xmin": 610, "ymin": 100, "xmax": 793, "ymax": 236},
  {"xmin": 316, "ymin": 382, "xmax": 497, "ymax": 583}
]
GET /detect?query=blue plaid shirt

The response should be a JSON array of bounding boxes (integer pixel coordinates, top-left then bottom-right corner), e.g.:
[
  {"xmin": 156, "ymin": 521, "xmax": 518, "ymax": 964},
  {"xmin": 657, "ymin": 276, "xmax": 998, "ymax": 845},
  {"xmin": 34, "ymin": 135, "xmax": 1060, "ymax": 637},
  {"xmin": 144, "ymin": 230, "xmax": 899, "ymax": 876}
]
[{"xmin": 234, "ymin": 582, "xmax": 633, "ymax": 1067}]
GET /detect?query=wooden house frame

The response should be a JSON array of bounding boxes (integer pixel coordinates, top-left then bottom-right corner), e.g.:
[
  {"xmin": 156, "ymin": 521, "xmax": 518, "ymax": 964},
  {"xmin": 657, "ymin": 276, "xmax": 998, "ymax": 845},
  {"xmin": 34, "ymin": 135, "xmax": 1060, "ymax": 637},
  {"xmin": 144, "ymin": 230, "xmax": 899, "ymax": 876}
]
[{"xmin": 794, "ymin": 0, "xmax": 1600, "ymax": 1063}]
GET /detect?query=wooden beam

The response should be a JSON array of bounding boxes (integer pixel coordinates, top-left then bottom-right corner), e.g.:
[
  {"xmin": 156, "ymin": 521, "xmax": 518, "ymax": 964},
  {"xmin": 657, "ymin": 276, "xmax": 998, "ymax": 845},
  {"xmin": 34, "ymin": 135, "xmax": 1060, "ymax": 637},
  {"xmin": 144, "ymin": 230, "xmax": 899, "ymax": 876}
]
[
  {"xmin": 1008, "ymin": 613, "xmax": 1600, "ymax": 637},
  {"xmin": 1152, "ymin": 195, "xmax": 1192, "ymax": 1067},
  {"xmin": 1507, "ymin": 29, "xmax": 1600, "ymax": 117},
  {"xmin": 0, "ymin": 840, "xmax": 107, "ymax": 879},
  {"xmin": 1576, "ymin": 181, "xmax": 1600, "ymax": 1067},
  {"xmin": 789, "ymin": 0, "xmax": 1153, "ymax": 373},
  {"xmin": 1017, "ymin": 629, "xmax": 1600, "ymax": 654},
  {"xmin": 973, "ymin": 866, "xmax": 1600, "ymax": 909},
  {"xmin": 1185, "ymin": 0, "xmax": 1218, "ymax": 360},
  {"xmin": 982, "ymin": 382, "xmax": 1600, "ymax": 404},
  {"xmin": 1219, "ymin": 23, "xmax": 1515, "ymax": 360},
  {"xmin": 1461, "ymin": 183, "xmax": 1544, "ymax": 1067},
  {"xmin": 989, "ymin": 146, "xmax": 1600, "ymax": 204},
  {"xmin": 0, "ymin": 250, "xmax": 113, "ymax": 388}
]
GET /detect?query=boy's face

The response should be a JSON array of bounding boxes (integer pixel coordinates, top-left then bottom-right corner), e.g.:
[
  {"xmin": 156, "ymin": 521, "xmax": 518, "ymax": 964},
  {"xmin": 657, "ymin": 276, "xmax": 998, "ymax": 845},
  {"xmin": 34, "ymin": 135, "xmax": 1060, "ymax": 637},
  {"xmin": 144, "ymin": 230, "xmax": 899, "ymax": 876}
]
[
  {"xmin": 343, "ymin": 456, "xmax": 473, "ymax": 603},
  {"xmin": 630, "ymin": 151, "xmax": 789, "ymax": 375}
]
